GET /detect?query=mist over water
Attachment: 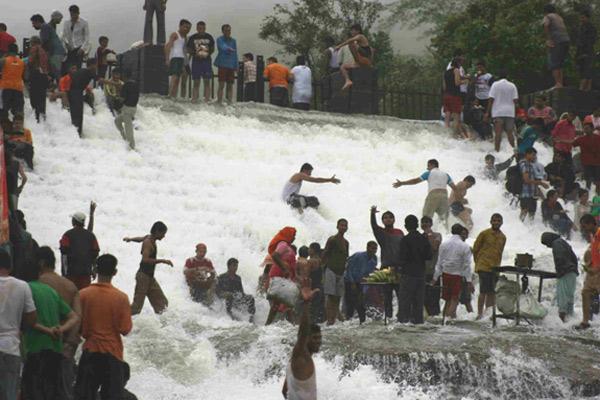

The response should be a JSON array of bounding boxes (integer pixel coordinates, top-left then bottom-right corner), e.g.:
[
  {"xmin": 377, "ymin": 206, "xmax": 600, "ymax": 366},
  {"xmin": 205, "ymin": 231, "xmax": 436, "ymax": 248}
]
[{"xmin": 20, "ymin": 92, "xmax": 599, "ymax": 399}]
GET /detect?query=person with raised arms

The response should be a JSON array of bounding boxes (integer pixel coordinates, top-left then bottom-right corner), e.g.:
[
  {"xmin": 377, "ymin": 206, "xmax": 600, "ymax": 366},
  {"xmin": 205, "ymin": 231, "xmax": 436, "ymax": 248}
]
[
  {"xmin": 370, "ymin": 205, "xmax": 404, "ymax": 320},
  {"xmin": 282, "ymin": 163, "xmax": 340, "ymax": 210},
  {"xmin": 282, "ymin": 277, "xmax": 321, "ymax": 400}
]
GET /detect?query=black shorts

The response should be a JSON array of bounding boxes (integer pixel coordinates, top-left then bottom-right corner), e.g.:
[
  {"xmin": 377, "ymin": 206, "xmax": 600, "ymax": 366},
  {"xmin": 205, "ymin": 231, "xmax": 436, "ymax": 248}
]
[
  {"xmin": 583, "ymin": 165, "xmax": 600, "ymax": 183},
  {"xmin": 548, "ymin": 42, "xmax": 569, "ymax": 70},
  {"xmin": 269, "ymin": 87, "xmax": 289, "ymax": 107},
  {"xmin": 520, "ymin": 197, "xmax": 537, "ymax": 213},
  {"xmin": 478, "ymin": 271, "xmax": 497, "ymax": 294},
  {"xmin": 577, "ymin": 55, "xmax": 594, "ymax": 79},
  {"xmin": 293, "ymin": 103, "xmax": 310, "ymax": 111},
  {"xmin": 1, "ymin": 89, "xmax": 24, "ymax": 118},
  {"xmin": 450, "ymin": 201, "xmax": 465, "ymax": 216},
  {"xmin": 244, "ymin": 82, "xmax": 256, "ymax": 102},
  {"xmin": 74, "ymin": 351, "xmax": 126, "ymax": 399},
  {"xmin": 288, "ymin": 194, "xmax": 319, "ymax": 209}
]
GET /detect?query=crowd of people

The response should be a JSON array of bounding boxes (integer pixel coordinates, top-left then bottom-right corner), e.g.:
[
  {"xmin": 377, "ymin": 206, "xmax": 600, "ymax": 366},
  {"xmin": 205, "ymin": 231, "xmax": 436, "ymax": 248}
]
[
  {"xmin": 0, "ymin": 5, "xmax": 141, "ymax": 152},
  {"xmin": 161, "ymin": 19, "xmax": 373, "ymax": 109},
  {"xmin": 0, "ymin": 8, "xmax": 377, "ymax": 156},
  {"xmin": 443, "ymin": 6, "xmax": 597, "ymax": 142}
]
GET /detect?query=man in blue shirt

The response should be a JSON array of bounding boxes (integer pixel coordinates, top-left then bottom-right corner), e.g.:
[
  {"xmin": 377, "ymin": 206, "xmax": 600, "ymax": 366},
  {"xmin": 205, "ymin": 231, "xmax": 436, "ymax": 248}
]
[
  {"xmin": 344, "ymin": 241, "xmax": 378, "ymax": 323},
  {"xmin": 517, "ymin": 118, "xmax": 544, "ymax": 156},
  {"xmin": 519, "ymin": 147, "xmax": 550, "ymax": 221},
  {"xmin": 214, "ymin": 24, "xmax": 238, "ymax": 104}
]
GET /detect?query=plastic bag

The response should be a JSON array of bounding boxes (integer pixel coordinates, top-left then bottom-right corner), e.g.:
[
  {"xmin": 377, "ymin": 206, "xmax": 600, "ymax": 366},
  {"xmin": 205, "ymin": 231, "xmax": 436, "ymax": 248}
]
[
  {"xmin": 519, "ymin": 292, "xmax": 548, "ymax": 320},
  {"xmin": 496, "ymin": 276, "xmax": 520, "ymax": 315},
  {"xmin": 267, "ymin": 277, "xmax": 299, "ymax": 307}
]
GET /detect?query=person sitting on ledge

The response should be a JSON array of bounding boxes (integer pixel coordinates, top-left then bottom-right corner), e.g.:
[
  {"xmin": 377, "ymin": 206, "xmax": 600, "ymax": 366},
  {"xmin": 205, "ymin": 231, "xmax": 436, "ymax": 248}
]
[{"xmin": 336, "ymin": 24, "xmax": 373, "ymax": 91}]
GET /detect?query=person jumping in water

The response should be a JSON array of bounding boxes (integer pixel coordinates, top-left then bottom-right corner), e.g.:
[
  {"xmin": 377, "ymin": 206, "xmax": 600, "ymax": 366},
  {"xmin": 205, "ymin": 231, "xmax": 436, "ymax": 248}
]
[
  {"xmin": 282, "ymin": 277, "xmax": 321, "ymax": 400},
  {"xmin": 282, "ymin": 163, "xmax": 340, "ymax": 210},
  {"xmin": 124, "ymin": 221, "xmax": 173, "ymax": 315},
  {"xmin": 336, "ymin": 24, "xmax": 373, "ymax": 91}
]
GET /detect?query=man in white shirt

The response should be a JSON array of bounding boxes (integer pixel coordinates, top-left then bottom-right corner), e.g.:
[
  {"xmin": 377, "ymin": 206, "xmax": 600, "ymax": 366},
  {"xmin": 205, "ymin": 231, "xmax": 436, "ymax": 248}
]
[
  {"xmin": 432, "ymin": 224, "xmax": 473, "ymax": 319},
  {"xmin": 485, "ymin": 70, "xmax": 519, "ymax": 152},
  {"xmin": 290, "ymin": 56, "xmax": 313, "ymax": 111},
  {"xmin": 0, "ymin": 250, "xmax": 37, "ymax": 400},
  {"xmin": 393, "ymin": 159, "xmax": 456, "ymax": 226},
  {"xmin": 324, "ymin": 36, "xmax": 340, "ymax": 73},
  {"xmin": 474, "ymin": 60, "xmax": 494, "ymax": 110},
  {"xmin": 282, "ymin": 163, "xmax": 340, "ymax": 210},
  {"xmin": 61, "ymin": 5, "xmax": 90, "ymax": 71}
]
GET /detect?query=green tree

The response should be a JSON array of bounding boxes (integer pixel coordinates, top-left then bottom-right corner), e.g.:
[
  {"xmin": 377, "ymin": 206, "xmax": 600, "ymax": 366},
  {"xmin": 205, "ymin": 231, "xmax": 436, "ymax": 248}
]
[
  {"xmin": 387, "ymin": 0, "xmax": 595, "ymax": 91},
  {"xmin": 259, "ymin": 0, "xmax": 386, "ymax": 77},
  {"xmin": 383, "ymin": 54, "xmax": 442, "ymax": 92}
]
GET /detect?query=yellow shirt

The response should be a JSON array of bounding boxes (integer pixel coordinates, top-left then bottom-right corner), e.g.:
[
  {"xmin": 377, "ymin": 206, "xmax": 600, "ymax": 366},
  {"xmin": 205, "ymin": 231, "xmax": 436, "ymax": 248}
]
[{"xmin": 472, "ymin": 228, "xmax": 506, "ymax": 272}]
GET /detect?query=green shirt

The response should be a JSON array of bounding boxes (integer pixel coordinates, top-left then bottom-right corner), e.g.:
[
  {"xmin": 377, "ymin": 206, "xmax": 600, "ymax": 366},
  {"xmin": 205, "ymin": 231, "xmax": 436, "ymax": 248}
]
[
  {"xmin": 24, "ymin": 281, "xmax": 71, "ymax": 355},
  {"xmin": 324, "ymin": 235, "xmax": 349, "ymax": 275}
]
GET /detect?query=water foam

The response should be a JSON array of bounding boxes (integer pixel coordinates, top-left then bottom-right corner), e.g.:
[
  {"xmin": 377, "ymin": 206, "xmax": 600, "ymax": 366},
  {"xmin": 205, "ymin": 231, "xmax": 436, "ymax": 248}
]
[{"xmin": 20, "ymin": 91, "xmax": 598, "ymax": 399}]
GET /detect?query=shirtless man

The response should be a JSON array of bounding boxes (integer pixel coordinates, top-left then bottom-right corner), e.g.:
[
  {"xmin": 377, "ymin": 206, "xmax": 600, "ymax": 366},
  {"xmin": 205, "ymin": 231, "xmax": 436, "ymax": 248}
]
[
  {"xmin": 335, "ymin": 24, "xmax": 373, "ymax": 91},
  {"xmin": 123, "ymin": 221, "xmax": 173, "ymax": 315},
  {"xmin": 448, "ymin": 176, "xmax": 476, "ymax": 230},
  {"xmin": 282, "ymin": 163, "xmax": 340, "ymax": 210},
  {"xmin": 308, "ymin": 243, "xmax": 324, "ymax": 324},
  {"xmin": 282, "ymin": 277, "xmax": 321, "ymax": 400},
  {"xmin": 296, "ymin": 246, "xmax": 311, "ymax": 280}
]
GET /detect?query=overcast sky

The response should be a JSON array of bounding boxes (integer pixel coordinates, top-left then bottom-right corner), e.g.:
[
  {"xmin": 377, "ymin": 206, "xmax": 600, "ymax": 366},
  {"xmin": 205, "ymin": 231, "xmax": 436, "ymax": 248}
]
[{"xmin": 3, "ymin": 0, "xmax": 429, "ymax": 58}]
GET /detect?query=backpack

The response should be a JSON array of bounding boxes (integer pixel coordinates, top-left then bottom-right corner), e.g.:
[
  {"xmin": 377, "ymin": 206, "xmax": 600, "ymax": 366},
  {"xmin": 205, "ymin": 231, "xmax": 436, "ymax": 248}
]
[{"xmin": 505, "ymin": 164, "xmax": 523, "ymax": 196}]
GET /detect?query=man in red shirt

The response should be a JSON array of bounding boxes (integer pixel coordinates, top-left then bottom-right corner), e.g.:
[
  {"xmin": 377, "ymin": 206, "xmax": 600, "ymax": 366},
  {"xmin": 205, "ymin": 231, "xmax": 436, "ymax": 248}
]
[
  {"xmin": 0, "ymin": 23, "xmax": 16, "ymax": 56},
  {"xmin": 572, "ymin": 118, "xmax": 600, "ymax": 189},
  {"xmin": 74, "ymin": 253, "xmax": 133, "ymax": 398},
  {"xmin": 184, "ymin": 243, "xmax": 216, "ymax": 304},
  {"xmin": 578, "ymin": 215, "xmax": 600, "ymax": 330},
  {"xmin": 551, "ymin": 112, "xmax": 576, "ymax": 160}
]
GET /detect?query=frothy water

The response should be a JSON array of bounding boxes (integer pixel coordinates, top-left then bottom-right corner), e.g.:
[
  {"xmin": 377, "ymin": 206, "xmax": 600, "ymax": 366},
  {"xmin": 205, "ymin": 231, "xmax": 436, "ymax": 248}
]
[{"xmin": 20, "ymin": 92, "xmax": 600, "ymax": 399}]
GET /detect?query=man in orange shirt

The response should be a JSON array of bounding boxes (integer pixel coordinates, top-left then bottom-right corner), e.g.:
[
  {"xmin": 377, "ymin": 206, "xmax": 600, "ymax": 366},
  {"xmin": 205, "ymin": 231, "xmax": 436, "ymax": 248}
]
[
  {"xmin": 263, "ymin": 56, "xmax": 290, "ymax": 107},
  {"xmin": 578, "ymin": 214, "xmax": 600, "ymax": 330},
  {"xmin": 0, "ymin": 43, "xmax": 25, "ymax": 122},
  {"xmin": 52, "ymin": 65, "xmax": 96, "ymax": 112},
  {"xmin": 1, "ymin": 118, "xmax": 34, "ymax": 169},
  {"xmin": 74, "ymin": 253, "xmax": 133, "ymax": 398}
]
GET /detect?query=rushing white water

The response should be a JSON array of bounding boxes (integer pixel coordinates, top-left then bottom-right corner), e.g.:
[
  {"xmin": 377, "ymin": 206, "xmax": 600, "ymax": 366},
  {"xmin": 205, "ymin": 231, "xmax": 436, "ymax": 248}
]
[{"xmin": 19, "ymin": 91, "xmax": 598, "ymax": 399}]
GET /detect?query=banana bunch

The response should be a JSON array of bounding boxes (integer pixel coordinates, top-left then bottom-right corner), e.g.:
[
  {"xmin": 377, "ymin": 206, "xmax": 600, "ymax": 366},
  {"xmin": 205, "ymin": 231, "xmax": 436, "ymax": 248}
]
[{"xmin": 365, "ymin": 267, "xmax": 393, "ymax": 283}]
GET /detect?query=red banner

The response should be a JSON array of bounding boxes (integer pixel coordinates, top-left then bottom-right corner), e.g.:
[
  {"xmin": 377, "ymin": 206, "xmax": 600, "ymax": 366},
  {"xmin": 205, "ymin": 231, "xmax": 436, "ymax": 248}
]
[{"xmin": 0, "ymin": 129, "xmax": 9, "ymax": 244}]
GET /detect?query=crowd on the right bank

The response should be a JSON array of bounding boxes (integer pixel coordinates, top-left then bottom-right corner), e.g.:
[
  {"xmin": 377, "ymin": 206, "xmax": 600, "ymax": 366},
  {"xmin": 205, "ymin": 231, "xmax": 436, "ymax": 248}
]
[
  {"xmin": 275, "ymin": 159, "xmax": 599, "ymax": 331},
  {"xmin": 443, "ymin": 6, "xmax": 597, "ymax": 143}
]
